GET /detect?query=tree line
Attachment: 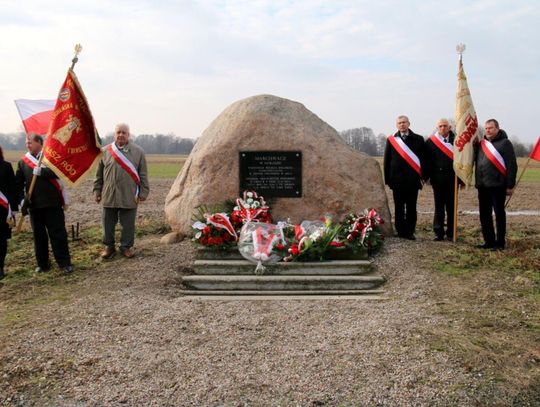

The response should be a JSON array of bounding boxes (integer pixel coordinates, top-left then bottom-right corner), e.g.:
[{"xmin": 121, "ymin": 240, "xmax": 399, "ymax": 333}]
[
  {"xmin": 340, "ymin": 127, "xmax": 535, "ymax": 157},
  {"xmin": 0, "ymin": 132, "xmax": 197, "ymax": 155}
]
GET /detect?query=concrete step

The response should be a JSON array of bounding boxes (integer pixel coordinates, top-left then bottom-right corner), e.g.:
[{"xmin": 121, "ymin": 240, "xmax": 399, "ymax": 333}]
[
  {"xmin": 192, "ymin": 259, "xmax": 374, "ymax": 275},
  {"xmin": 181, "ymin": 289, "xmax": 385, "ymax": 296},
  {"xmin": 182, "ymin": 275, "xmax": 385, "ymax": 291}
]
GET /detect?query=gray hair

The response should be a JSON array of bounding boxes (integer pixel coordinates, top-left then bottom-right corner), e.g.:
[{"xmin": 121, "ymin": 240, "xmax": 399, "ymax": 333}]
[
  {"xmin": 115, "ymin": 123, "xmax": 130, "ymax": 134},
  {"xmin": 437, "ymin": 118, "xmax": 450, "ymax": 126},
  {"xmin": 396, "ymin": 115, "xmax": 409, "ymax": 123}
]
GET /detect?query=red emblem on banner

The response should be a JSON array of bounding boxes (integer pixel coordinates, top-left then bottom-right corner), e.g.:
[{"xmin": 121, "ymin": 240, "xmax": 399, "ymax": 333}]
[{"xmin": 42, "ymin": 70, "xmax": 102, "ymax": 186}]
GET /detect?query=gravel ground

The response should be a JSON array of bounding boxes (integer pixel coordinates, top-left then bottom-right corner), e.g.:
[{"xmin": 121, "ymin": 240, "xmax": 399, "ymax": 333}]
[{"xmin": 1, "ymin": 178, "xmax": 538, "ymax": 406}]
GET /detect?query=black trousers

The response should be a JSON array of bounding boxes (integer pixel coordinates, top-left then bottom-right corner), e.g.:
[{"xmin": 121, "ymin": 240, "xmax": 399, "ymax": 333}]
[
  {"xmin": 432, "ymin": 183, "xmax": 455, "ymax": 239},
  {"xmin": 0, "ymin": 237, "xmax": 6, "ymax": 270},
  {"xmin": 29, "ymin": 207, "xmax": 71, "ymax": 268},
  {"xmin": 392, "ymin": 188, "xmax": 419, "ymax": 237},
  {"xmin": 477, "ymin": 186, "xmax": 507, "ymax": 247}
]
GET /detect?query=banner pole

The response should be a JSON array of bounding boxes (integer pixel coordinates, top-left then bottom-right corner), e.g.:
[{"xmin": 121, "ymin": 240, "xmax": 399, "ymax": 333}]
[
  {"xmin": 505, "ymin": 156, "xmax": 531, "ymax": 208},
  {"xmin": 16, "ymin": 44, "xmax": 82, "ymax": 232},
  {"xmin": 453, "ymin": 174, "xmax": 458, "ymax": 242}
]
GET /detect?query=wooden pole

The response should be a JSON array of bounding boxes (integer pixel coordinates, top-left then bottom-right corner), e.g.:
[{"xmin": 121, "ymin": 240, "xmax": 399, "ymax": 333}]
[
  {"xmin": 16, "ymin": 44, "xmax": 82, "ymax": 233},
  {"xmin": 505, "ymin": 156, "xmax": 531, "ymax": 208},
  {"xmin": 452, "ymin": 174, "xmax": 458, "ymax": 242}
]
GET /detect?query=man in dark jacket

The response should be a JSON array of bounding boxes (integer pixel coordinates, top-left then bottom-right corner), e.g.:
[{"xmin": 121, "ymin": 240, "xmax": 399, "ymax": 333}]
[
  {"xmin": 475, "ymin": 119, "xmax": 517, "ymax": 250},
  {"xmin": 15, "ymin": 134, "xmax": 73, "ymax": 273},
  {"xmin": 384, "ymin": 115, "xmax": 425, "ymax": 240},
  {"xmin": 424, "ymin": 118, "xmax": 458, "ymax": 241},
  {"xmin": 0, "ymin": 145, "xmax": 18, "ymax": 279}
]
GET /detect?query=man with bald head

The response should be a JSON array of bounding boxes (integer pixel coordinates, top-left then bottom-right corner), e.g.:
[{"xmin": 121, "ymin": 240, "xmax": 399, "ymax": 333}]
[
  {"xmin": 383, "ymin": 115, "xmax": 425, "ymax": 240},
  {"xmin": 93, "ymin": 123, "xmax": 149, "ymax": 259}
]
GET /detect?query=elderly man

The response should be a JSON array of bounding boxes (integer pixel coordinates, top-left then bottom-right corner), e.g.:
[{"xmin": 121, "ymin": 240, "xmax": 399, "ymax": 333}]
[
  {"xmin": 424, "ymin": 118, "xmax": 459, "ymax": 241},
  {"xmin": 383, "ymin": 115, "xmax": 425, "ymax": 240},
  {"xmin": 15, "ymin": 134, "xmax": 73, "ymax": 273},
  {"xmin": 475, "ymin": 119, "xmax": 517, "ymax": 251},
  {"xmin": 94, "ymin": 123, "xmax": 149, "ymax": 259}
]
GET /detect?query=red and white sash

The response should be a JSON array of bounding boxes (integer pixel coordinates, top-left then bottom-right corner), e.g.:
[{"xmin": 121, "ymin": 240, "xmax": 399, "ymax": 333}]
[
  {"xmin": 388, "ymin": 135, "xmax": 422, "ymax": 177},
  {"xmin": 108, "ymin": 143, "xmax": 140, "ymax": 197},
  {"xmin": 22, "ymin": 152, "xmax": 68, "ymax": 205},
  {"xmin": 481, "ymin": 139, "xmax": 506, "ymax": 176},
  {"xmin": 429, "ymin": 133, "xmax": 454, "ymax": 160},
  {"xmin": 205, "ymin": 213, "xmax": 238, "ymax": 240},
  {"xmin": 0, "ymin": 191, "xmax": 12, "ymax": 221}
]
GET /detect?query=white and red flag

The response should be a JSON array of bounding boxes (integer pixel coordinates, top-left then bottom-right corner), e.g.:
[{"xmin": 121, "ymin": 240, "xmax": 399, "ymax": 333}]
[
  {"xmin": 454, "ymin": 57, "xmax": 480, "ymax": 186},
  {"xmin": 14, "ymin": 99, "xmax": 55, "ymax": 135}
]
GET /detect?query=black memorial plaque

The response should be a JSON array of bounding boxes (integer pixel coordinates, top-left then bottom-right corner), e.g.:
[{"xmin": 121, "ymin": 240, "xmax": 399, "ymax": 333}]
[{"xmin": 239, "ymin": 151, "xmax": 302, "ymax": 198}]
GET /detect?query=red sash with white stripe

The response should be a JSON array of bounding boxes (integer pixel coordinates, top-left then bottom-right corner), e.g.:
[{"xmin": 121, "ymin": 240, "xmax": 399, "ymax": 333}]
[
  {"xmin": 205, "ymin": 213, "xmax": 238, "ymax": 241},
  {"xmin": 22, "ymin": 152, "xmax": 68, "ymax": 205},
  {"xmin": 108, "ymin": 143, "xmax": 140, "ymax": 196},
  {"xmin": 0, "ymin": 191, "xmax": 11, "ymax": 221},
  {"xmin": 388, "ymin": 135, "xmax": 422, "ymax": 177},
  {"xmin": 481, "ymin": 139, "xmax": 507, "ymax": 176},
  {"xmin": 429, "ymin": 134, "xmax": 454, "ymax": 160}
]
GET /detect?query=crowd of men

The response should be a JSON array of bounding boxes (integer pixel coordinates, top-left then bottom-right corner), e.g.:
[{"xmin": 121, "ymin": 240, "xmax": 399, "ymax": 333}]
[
  {"xmin": 0, "ymin": 123, "xmax": 149, "ymax": 279},
  {"xmin": 0, "ymin": 116, "xmax": 517, "ymax": 279}
]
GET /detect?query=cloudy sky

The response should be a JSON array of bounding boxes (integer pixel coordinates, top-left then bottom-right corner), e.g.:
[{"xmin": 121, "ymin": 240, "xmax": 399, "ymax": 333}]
[{"xmin": 0, "ymin": 0, "xmax": 538, "ymax": 143}]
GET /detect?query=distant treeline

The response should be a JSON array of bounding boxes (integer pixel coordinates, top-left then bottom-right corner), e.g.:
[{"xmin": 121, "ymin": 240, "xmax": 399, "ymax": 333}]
[
  {"xmin": 0, "ymin": 132, "xmax": 197, "ymax": 155},
  {"xmin": 340, "ymin": 127, "xmax": 535, "ymax": 157}
]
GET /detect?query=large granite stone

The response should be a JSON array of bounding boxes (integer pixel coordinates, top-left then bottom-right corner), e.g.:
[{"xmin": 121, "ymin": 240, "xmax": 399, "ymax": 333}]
[{"xmin": 165, "ymin": 95, "xmax": 392, "ymax": 235}]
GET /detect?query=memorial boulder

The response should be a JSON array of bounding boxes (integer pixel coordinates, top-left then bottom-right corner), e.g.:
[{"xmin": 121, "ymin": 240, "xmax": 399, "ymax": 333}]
[{"xmin": 164, "ymin": 95, "xmax": 392, "ymax": 235}]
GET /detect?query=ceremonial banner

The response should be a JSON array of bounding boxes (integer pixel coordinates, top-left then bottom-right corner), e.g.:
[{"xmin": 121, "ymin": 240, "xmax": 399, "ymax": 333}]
[
  {"xmin": 530, "ymin": 137, "xmax": 540, "ymax": 162},
  {"xmin": 42, "ymin": 69, "xmax": 102, "ymax": 186},
  {"xmin": 14, "ymin": 99, "xmax": 55, "ymax": 135},
  {"xmin": 454, "ymin": 59, "xmax": 480, "ymax": 186}
]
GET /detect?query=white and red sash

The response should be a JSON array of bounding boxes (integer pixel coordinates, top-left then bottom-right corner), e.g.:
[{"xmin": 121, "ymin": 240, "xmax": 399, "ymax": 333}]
[
  {"xmin": 108, "ymin": 143, "xmax": 141, "ymax": 197},
  {"xmin": 388, "ymin": 135, "xmax": 422, "ymax": 177},
  {"xmin": 205, "ymin": 213, "xmax": 238, "ymax": 241},
  {"xmin": 481, "ymin": 139, "xmax": 507, "ymax": 176},
  {"xmin": 22, "ymin": 152, "xmax": 68, "ymax": 205},
  {"xmin": 429, "ymin": 133, "xmax": 454, "ymax": 160},
  {"xmin": 0, "ymin": 191, "xmax": 12, "ymax": 221}
]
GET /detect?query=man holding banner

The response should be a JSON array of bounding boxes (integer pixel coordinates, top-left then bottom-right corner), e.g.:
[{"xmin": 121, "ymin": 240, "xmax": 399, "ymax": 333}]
[
  {"xmin": 16, "ymin": 134, "xmax": 73, "ymax": 273},
  {"xmin": 93, "ymin": 123, "xmax": 149, "ymax": 259},
  {"xmin": 475, "ymin": 119, "xmax": 517, "ymax": 251},
  {"xmin": 384, "ymin": 115, "xmax": 425, "ymax": 240}
]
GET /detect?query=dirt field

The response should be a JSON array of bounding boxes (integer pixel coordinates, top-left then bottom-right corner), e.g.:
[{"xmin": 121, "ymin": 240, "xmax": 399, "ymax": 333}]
[{"xmin": 1, "ymin": 176, "xmax": 539, "ymax": 406}]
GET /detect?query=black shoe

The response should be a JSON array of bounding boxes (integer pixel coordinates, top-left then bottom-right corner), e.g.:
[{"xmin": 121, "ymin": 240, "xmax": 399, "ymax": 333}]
[
  {"xmin": 0, "ymin": 269, "xmax": 4, "ymax": 280},
  {"xmin": 62, "ymin": 265, "xmax": 74, "ymax": 274},
  {"xmin": 433, "ymin": 236, "xmax": 444, "ymax": 241},
  {"xmin": 405, "ymin": 235, "xmax": 416, "ymax": 241},
  {"xmin": 476, "ymin": 243, "xmax": 494, "ymax": 249},
  {"xmin": 35, "ymin": 266, "xmax": 51, "ymax": 273}
]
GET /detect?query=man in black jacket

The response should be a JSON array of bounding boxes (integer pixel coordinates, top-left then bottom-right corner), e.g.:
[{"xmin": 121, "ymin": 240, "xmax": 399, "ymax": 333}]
[
  {"xmin": 15, "ymin": 134, "xmax": 73, "ymax": 273},
  {"xmin": 384, "ymin": 115, "xmax": 425, "ymax": 240},
  {"xmin": 0, "ymin": 145, "xmax": 18, "ymax": 279},
  {"xmin": 475, "ymin": 119, "xmax": 517, "ymax": 250},
  {"xmin": 424, "ymin": 118, "xmax": 458, "ymax": 241}
]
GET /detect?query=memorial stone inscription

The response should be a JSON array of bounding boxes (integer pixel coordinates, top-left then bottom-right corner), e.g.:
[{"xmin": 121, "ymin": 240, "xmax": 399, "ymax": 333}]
[{"xmin": 239, "ymin": 151, "xmax": 302, "ymax": 198}]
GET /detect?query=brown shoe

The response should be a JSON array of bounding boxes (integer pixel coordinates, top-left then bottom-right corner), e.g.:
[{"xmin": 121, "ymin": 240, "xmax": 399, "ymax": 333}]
[
  {"xmin": 120, "ymin": 247, "xmax": 135, "ymax": 258},
  {"xmin": 100, "ymin": 246, "xmax": 116, "ymax": 259}
]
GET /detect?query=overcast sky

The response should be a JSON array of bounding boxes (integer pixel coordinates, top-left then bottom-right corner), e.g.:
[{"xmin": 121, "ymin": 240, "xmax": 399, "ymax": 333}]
[{"xmin": 0, "ymin": 0, "xmax": 538, "ymax": 143}]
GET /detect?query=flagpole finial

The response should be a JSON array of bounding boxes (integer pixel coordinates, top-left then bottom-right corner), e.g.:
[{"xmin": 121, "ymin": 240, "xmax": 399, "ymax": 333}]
[
  {"xmin": 70, "ymin": 44, "xmax": 83, "ymax": 70},
  {"xmin": 456, "ymin": 43, "xmax": 466, "ymax": 61}
]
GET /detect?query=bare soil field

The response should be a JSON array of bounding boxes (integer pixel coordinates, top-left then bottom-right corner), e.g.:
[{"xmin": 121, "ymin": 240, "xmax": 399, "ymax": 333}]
[{"xmin": 1, "ymin": 176, "xmax": 538, "ymax": 406}]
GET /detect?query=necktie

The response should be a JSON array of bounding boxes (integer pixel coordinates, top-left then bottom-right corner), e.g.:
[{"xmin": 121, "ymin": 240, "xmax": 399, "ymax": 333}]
[{"xmin": 444, "ymin": 138, "xmax": 448, "ymax": 143}]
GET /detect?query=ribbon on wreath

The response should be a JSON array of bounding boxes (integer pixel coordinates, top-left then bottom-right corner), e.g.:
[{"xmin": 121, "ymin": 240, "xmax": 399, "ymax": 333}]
[
  {"xmin": 251, "ymin": 225, "xmax": 281, "ymax": 274},
  {"xmin": 205, "ymin": 213, "xmax": 238, "ymax": 240}
]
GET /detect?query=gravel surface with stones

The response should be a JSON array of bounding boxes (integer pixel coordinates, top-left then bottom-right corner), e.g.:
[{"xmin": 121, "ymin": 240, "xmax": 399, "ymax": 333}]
[{"xmin": 1, "ymin": 178, "xmax": 537, "ymax": 406}]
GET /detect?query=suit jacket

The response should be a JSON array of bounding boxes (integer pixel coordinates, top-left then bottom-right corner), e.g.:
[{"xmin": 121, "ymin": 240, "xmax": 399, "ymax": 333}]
[
  {"xmin": 424, "ymin": 131, "xmax": 456, "ymax": 187},
  {"xmin": 475, "ymin": 129, "xmax": 517, "ymax": 189},
  {"xmin": 0, "ymin": 159, "xmax": 17, "ymax": 238},
  {"xmin": 383, "ymin": 130, "xmax": 425, "ymax": 190}
]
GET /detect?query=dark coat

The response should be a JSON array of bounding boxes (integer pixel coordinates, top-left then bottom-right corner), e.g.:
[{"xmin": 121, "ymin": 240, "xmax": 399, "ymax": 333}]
[
  {"xmin": 475, "ymin": 130, "xmax": 517, "ymax": 189},
  {"xmin": 424, "ymin": 131, "xmax": 457, "ymax": 187},
  {"xmin": 0, "ymin": 160, "xmax": 17, "ymax": 239},
  {"xmin": 15, "ymin": 154, "xmax": 64, "ymax": 210},
  {"xmin": 383, "ymin": 130, "xmax": 425, "ymax": 190}
]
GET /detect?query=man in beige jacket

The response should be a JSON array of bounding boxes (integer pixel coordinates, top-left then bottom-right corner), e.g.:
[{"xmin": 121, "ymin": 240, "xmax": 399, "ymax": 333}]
[{"xmin": 93, "ymin": 123, "xmax": 149, "ymax": 258}]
